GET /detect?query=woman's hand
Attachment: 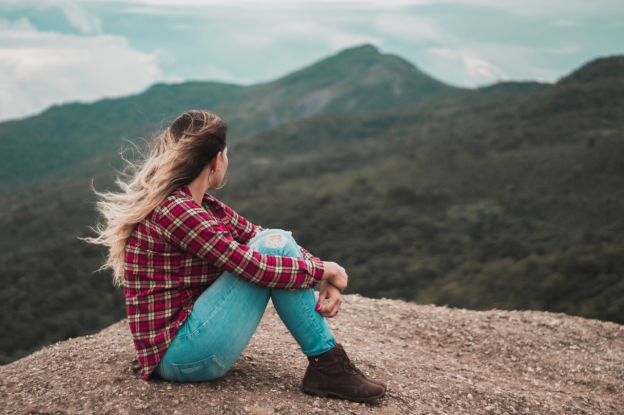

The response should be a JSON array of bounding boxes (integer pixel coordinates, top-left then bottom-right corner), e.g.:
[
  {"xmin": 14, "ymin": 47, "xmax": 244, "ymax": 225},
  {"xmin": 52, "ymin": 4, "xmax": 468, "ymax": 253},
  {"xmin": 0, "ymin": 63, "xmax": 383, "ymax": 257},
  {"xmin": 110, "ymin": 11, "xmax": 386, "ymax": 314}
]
[
  {"xmin": 321, "ymin": 261, "xmax": 348, "ymax": 293},
  {"xmin": 315, "ymin": 280, "xmax": 343, "ymax": 318}
]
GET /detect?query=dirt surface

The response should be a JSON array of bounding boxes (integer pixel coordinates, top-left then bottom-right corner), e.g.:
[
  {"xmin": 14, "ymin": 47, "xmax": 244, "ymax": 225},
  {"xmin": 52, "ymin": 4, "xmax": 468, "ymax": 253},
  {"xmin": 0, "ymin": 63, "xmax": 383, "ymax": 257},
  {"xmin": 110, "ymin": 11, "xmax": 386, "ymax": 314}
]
[{"xmin": 1, "ymin": 294, "xmax": 623, "ymax": 414}]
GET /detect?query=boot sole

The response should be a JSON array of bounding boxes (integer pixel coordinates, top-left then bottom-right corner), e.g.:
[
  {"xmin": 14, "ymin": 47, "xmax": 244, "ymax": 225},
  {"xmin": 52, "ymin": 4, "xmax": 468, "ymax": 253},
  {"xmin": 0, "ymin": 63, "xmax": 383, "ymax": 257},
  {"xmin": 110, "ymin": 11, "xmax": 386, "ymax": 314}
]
[{"xmin": 301, "ymin": 384, "xmax": 386, "ymax": 402}]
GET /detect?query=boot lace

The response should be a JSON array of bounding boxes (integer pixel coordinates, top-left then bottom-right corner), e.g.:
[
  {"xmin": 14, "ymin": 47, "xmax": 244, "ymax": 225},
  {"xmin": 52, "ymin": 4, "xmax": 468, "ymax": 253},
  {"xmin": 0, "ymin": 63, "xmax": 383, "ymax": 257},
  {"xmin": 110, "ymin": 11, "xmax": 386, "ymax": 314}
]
[{"xmin": 336, "ymin": 344, "xmax": 366, "ymax": 377}]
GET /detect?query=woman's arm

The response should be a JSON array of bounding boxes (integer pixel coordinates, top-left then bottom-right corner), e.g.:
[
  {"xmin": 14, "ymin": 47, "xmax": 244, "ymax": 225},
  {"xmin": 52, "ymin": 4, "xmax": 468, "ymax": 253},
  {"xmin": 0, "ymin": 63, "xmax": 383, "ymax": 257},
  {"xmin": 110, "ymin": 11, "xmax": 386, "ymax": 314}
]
[
  {"xmin": 213, "ymin": 196, "xmax": 347, "ymax": 291},
  {"xmin": 220, "ymin": 201, "xmax": 318, "ymax": 264},
  {"xmin": 155, "ymin": 197, "xmax": 323, "ymax": 290},
  {"xmin": 219, "ymin": 201, "xmax": 265, "ymax": 244},
  {"xmin": 298, "ymin": 245, "xmax": 315, "ymax": 261}
]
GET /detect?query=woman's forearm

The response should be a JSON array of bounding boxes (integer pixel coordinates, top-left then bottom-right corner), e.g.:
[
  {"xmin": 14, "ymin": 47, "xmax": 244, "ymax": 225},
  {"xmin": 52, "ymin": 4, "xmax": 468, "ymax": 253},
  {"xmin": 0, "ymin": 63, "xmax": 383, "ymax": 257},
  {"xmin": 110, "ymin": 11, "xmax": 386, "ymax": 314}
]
[{"xmin": 321, "ymin": 261, "xmax": 348, "ymax": 292}]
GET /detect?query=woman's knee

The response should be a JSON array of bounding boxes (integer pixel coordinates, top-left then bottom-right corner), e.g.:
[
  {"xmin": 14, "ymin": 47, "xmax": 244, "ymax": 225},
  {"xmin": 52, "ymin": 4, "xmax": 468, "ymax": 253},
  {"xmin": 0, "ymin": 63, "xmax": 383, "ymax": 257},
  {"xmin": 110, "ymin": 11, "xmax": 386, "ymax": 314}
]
[
  {"xmin": 249, "ymin": 229, "xmax": 301, "ymax": 257},
  {"xmin": 251, "ymin": 228, "xmax": 295, "ymax": 243}
]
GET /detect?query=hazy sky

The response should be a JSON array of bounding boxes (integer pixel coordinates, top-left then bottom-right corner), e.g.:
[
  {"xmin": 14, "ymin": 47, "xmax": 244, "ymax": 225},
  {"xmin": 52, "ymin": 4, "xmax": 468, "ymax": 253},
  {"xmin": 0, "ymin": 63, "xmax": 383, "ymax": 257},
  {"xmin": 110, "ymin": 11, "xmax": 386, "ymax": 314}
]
[{"xmin": 0, "ymin": 0, "xmax": 623, "ymax": 121}]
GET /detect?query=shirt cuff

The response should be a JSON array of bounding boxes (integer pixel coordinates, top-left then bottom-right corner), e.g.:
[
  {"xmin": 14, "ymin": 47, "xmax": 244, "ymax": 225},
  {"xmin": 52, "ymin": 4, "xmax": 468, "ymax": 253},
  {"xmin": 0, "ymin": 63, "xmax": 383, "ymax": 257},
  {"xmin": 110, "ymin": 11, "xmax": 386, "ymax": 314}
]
[{"xmin": 307, "ymin": 258, "xmax": 325, "ymax": 288}]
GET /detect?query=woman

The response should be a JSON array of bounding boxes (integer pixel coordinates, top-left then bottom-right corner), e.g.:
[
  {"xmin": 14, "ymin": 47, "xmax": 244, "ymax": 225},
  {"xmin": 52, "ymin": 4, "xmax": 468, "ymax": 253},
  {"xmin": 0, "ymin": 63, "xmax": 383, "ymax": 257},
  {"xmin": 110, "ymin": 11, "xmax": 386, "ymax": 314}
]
[{"xmin": 88, "ymin": 109, "xmax": 386, "ymax": 402}]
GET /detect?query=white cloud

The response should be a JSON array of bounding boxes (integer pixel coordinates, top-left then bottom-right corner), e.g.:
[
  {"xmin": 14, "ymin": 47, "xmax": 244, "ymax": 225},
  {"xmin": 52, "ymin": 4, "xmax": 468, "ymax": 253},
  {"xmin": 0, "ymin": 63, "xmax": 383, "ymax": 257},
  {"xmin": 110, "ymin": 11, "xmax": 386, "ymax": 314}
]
[
  {"xmin": 324, "ymin": 32, "xmax": 382, "ymax": 51},
  {"xmin": 91, "ymin": 0, "xmax": 429, "ymax": 7},
  {"xmin": 122, "ymin": 6, "xmax": 197, "ymax": 16},
  {"xmin": 59, "ymin": 0, "xmax": 102, "ymax": 34},
  {"xmin": 0, "ymin": 17, "xmax": 163, "ymax": 121},
  {"xmin": 1, "ymin": 0, "xmax": 102, "ymax": 34},
  {"xmin": 430, "ymin": 47, "xmax": 508, "ymax": 82},
  {"xmin": 0, "ymin": 16, "xmax": 37, "ymax": 31},
  {"xmin": 425, "ymin": 42, "xmax": 581, "ymax": 85},
  {"xmin": 423, "ymin": 0, "xmax": 624, "ymax": 19},
  {"xmin": 88, "ymin": 0, "xmax": 624, "ymax": 18},
  {"xmin": 528, "ymin": 66, "xmax": 562, "ymax": 82},
  {"xmin": 203, "ymin": 65, "xmax": 250, "ymax": 85},
  {"xmin": 227, "ymin": 18, "xmax": 382, "ymax": 52},
  {"xmin": 548, "ymin": 45, "xmax": 581, "ymax": 55},
  {"xmin": 375, "ymin": 14, "xmax": 454, "ymax": 43}
]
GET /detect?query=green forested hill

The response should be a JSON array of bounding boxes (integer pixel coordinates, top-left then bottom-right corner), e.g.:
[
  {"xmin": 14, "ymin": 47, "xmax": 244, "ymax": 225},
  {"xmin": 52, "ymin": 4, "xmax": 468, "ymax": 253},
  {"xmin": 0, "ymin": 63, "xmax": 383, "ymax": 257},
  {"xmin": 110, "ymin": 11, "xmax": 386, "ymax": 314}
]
[
  {"xmin": 0, "ymin": 45, "xmax": 458, "ymax": 195},
  {"xmin": 1, "ymin": 47, "xmax": 623, "ymax": 365}
]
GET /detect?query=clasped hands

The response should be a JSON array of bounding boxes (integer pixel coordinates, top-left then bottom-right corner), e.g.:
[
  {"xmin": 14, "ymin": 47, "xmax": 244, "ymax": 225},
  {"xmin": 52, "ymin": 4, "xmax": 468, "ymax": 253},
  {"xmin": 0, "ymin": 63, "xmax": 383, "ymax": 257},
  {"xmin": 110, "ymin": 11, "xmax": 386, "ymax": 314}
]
[{"xmin": 316, "ymin": 261, "xmax": 348, "ymax": 318}]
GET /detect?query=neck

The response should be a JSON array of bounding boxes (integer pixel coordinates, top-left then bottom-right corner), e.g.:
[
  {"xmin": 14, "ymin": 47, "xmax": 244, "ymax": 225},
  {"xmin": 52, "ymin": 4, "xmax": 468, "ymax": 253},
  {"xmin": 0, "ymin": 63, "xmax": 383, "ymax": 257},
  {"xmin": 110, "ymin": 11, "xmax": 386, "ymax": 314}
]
[{"xmin": 187, "ymin": 174, "xmax": 210, "ymax": 206}]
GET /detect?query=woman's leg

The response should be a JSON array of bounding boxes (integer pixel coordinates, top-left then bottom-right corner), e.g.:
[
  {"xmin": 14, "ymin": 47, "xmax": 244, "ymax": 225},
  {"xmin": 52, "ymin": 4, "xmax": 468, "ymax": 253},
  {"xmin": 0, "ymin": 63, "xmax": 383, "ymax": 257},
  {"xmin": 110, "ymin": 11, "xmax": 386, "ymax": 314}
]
[
  {"xmin": 155, "ymin": 270, "xmax": 271, "ymax": 382},
  {"xmin": 249, "ymin": 231, "xmax": 386, "ymax": 402},
  {"xmin": 247, "ymin": 229, "xmax": 336, "ymax": 356},
  {"xmin": 155, "ymin": 229, "xmax": 335, "ymax": 382}
]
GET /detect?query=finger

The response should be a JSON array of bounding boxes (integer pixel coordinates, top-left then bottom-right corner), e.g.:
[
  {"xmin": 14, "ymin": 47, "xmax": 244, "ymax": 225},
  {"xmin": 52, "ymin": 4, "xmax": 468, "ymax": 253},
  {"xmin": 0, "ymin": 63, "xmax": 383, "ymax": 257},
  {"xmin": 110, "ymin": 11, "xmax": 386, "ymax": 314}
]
[
  {"xmin": 315, "ymin": 290, "xmax": 328, "ymax": 312},
  {"xmin": 320, "ymin": 296, "xmax": 339, "ymax": 317},
  {"xmin": 329, "ymin": 296, "xmax": 343, "ymax": 317},
  {"xmin": 323, "ymin": 305, "xmax": 339, "ymax": 318},
  {"xmin": 319, "ymin": 286, "xmax": 341, "ymax": 315},
  {"xmin": 319, "ymin": 299, "xmax": 333, "ymax": 316},
  {"xmin": 329, "ymin": 299, "xmax": 342, "ymax": 317}
]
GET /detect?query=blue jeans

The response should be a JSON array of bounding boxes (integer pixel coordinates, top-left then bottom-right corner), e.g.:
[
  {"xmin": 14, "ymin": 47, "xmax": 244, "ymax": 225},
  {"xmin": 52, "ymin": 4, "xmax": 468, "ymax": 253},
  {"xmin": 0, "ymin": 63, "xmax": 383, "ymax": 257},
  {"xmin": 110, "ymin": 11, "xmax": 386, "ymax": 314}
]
[{"xmin": 154, "ymin": 229, "xmax": 336, "ymax": 382}]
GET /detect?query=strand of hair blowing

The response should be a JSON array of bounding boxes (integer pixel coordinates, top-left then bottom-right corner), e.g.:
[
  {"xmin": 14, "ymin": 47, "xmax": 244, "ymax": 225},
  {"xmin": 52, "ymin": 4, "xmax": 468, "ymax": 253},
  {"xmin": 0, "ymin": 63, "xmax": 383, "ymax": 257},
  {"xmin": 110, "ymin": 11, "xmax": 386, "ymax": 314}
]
[{"xmin": 84, "ymin": 110, "xmax": 227, "ymax": 286}]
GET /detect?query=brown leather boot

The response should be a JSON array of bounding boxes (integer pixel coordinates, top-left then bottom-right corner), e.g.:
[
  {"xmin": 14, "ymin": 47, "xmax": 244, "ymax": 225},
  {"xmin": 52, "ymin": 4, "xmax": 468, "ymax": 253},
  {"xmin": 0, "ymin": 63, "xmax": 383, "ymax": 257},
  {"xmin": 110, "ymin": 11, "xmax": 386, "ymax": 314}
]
[{"xmin": 301, "ymin": 343, "xmax": 386, "ymax": 402}]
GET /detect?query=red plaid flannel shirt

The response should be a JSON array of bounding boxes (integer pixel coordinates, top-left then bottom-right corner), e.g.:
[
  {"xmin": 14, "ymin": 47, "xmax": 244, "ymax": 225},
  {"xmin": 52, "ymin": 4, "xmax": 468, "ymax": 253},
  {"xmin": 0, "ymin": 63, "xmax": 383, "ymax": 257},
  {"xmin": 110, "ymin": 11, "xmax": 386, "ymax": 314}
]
[{"xmin": 123, "ymin": 186, "xmax": 324, "ymax": 379}]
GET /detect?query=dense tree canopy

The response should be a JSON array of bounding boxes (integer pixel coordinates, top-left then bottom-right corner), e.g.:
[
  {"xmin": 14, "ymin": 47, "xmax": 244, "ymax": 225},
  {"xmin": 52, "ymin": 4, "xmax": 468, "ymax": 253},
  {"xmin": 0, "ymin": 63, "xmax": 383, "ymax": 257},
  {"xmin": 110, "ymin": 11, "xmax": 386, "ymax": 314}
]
[{"xmin": 1, "ymin": 49, "xmax": 623, "ymax": 365}]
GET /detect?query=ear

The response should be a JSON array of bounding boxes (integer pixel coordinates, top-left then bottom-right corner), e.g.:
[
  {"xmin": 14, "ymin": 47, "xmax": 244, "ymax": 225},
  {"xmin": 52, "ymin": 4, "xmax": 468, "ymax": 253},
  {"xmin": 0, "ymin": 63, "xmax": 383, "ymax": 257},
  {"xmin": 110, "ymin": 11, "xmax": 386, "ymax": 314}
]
[{"xmin": 211, "ymin": 151, "xmax": 222, "ymax": 172}]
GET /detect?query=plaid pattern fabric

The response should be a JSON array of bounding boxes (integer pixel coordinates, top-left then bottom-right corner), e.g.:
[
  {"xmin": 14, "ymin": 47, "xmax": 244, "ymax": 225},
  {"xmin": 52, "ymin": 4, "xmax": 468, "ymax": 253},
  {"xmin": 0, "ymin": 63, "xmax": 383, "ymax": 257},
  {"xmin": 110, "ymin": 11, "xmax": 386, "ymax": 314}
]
[{"xmin": 124, "ymin": 186, "xmax": 324, "ymax": 380}]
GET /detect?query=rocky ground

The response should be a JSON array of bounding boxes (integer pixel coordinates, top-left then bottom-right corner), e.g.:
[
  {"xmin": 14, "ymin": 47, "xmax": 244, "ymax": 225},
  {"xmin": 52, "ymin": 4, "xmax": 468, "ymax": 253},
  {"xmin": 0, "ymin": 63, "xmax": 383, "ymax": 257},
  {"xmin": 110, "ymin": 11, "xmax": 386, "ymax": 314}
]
[{"xmin": 1, "ymin": 294, "xmax": 623, "ymax": 414}]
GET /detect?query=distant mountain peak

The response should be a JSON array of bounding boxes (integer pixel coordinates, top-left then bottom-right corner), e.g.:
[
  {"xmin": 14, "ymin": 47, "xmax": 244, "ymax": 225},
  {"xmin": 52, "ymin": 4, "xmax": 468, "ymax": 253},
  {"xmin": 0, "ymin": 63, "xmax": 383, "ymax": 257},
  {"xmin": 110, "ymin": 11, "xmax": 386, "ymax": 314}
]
[
  {"xmin": 335, "ymin": 43, "xmax": 380, "ymax": 56},
  {"xmin": 558, "ymin": 55, "xmax": 624, "ymax": 85}
]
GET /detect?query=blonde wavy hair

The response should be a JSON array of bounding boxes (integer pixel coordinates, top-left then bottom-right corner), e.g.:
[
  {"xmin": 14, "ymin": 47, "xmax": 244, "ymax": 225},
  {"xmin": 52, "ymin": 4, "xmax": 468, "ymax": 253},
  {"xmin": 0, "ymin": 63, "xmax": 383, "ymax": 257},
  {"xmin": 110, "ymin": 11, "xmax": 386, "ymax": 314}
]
[{"xmin": 85, "ymin": 109, "xmax": 227, "ymax": 286}]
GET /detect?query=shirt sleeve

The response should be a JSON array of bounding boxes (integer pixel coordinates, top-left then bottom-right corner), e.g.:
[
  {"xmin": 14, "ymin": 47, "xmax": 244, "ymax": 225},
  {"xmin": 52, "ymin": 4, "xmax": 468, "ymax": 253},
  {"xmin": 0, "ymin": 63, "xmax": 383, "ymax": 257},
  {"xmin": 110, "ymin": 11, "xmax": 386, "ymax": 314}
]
[
  {"xmin": 219, "ymin": 202, "xmax": 265, "ymax": 245},
  {"xmin": 299, "ymin": 245, "xmax": 316, "ymax": 262},
  {"xmin": 155, "ymin": 197, "xmax": 324, "ymax": 289}
]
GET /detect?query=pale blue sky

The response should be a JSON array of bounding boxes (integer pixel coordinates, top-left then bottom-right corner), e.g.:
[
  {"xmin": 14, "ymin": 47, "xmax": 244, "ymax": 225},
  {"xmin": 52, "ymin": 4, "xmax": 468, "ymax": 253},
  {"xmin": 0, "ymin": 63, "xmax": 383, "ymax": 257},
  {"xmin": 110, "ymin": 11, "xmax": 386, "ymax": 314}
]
[{"xmin": 0, "ymin": 0, "xmax": 623, "ymax": 121}]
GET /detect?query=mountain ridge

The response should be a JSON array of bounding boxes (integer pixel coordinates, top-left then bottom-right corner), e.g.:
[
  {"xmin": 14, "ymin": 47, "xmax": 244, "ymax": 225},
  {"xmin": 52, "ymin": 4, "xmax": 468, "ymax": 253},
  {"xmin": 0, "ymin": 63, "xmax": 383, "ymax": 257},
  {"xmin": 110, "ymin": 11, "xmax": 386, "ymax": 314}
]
[
  {"xmin": 3, "ymin": 46, "xmax": 622, "ymax": 196},
  {"xmin": 1, "ymin": 45, "xmax": 624, "ymax": 369},
  {"xmin": 557, "ymin": 54, "xmax": 624, "ymax": 85},
  {"xmin": 0, "ymin": 44, "xmax": 457, "ymax": 195}
]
